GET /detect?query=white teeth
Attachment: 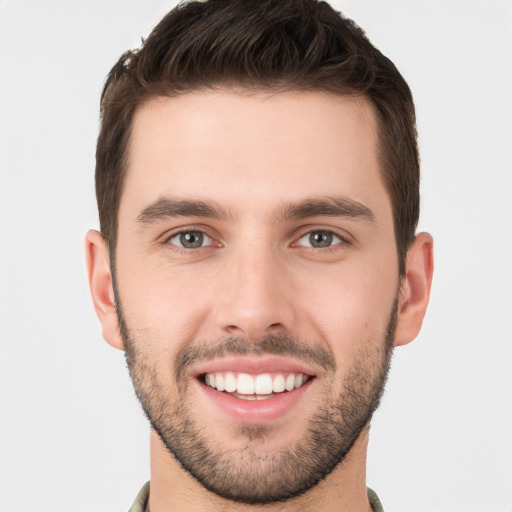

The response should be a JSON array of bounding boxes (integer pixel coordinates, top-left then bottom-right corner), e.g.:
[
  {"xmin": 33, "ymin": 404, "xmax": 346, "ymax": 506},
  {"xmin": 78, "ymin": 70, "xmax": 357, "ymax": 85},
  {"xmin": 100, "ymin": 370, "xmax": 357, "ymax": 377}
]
[
  {"xmin": 272, "ymin": 374, "xmax": 286, "ymax": 393},
  {"xmin": 224, "ymin": 372, "xmax": 237, "ymax": 392},
  {"xmin": 205, "ymin": 371, "xmax": 309, "ymax": 395},
  {"xmin": 255, "ymin": 374, "xmax": 273, "ymax": 395},
  {"xmin": 215, "ymin": 373, "xmax": 225, "ymax": 392},
  {"xmin": 237, "ymin": 373, "xmax": 255, "ymax": 394},
  {"xmin": 285, "ymin": 374, "xmax": 295, "ymax": 391}
]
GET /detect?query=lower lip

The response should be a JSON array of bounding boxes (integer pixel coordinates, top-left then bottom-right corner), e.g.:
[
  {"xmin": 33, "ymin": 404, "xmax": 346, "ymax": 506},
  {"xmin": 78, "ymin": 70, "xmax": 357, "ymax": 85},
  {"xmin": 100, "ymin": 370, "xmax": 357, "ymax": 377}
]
[{"xmin": 197, "ymin": 379, "xmax": 313, "ymax": 424}]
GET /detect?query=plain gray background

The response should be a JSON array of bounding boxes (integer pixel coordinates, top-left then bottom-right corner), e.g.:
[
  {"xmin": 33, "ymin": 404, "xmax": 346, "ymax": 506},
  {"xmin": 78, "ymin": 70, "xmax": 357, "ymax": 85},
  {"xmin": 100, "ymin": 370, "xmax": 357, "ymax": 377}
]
[{"xmin": 1, "ymin": 1, "xmax": 511, "ymax": 511}]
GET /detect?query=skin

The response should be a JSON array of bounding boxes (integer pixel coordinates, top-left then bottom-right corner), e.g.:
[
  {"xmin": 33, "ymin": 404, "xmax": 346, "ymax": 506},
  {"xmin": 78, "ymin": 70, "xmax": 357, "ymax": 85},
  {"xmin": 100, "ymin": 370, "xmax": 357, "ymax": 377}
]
[{"xmin": 86, "ymin": 90, "xmax": 433, "ymax": 512}]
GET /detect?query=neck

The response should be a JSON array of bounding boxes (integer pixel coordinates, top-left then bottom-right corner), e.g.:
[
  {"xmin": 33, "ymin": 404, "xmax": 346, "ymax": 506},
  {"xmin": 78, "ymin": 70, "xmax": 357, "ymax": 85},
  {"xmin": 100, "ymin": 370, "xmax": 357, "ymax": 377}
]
[{"xmin": 147, "ymin": 427, "xmax": 373, "ymax": 512}]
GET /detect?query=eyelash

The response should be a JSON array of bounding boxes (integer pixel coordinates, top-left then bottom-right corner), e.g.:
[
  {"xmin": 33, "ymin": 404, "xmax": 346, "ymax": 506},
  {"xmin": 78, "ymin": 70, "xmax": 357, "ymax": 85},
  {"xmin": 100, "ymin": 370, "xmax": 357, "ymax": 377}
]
[
  {"xmin": 164, "ymin": 228, "xmax": 219, "ymax": 253},
  {"xmin": 163, "ymin": 227, "xmax": 351, "ymax": 253},
  {"xmin": 292, "ymin": 229, "xmax": 350, "ymax": 250}
]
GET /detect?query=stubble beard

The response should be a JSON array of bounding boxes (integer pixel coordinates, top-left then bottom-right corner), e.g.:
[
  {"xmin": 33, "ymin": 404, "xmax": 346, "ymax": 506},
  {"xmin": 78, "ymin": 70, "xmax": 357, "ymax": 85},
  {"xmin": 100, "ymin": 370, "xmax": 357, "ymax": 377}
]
[{"xmin": 119, "ymin": 301, "xmax": 397, "ymax": 505}]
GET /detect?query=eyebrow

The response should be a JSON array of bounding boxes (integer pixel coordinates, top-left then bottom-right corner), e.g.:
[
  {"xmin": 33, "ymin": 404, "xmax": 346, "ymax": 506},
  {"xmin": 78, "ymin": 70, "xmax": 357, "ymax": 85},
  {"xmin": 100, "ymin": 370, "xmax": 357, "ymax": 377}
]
[
  {"xmin": 136, "ymin": 195, "xmax": 375, "ymax": 226},
  {"xmin": 277, "ymin": 197, "xmax": 375, "ymax": 222},
  {"xmin": 136, "ymin": 198, "xmax": 235, "ymax": 225}
]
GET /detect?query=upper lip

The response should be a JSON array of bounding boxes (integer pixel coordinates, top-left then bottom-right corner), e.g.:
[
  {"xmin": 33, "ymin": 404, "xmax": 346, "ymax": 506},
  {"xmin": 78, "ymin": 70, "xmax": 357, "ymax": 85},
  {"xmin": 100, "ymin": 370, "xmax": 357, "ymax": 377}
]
[{"xmin": 192, "ymin": 356, "xmax": 317, "ymax": 378}]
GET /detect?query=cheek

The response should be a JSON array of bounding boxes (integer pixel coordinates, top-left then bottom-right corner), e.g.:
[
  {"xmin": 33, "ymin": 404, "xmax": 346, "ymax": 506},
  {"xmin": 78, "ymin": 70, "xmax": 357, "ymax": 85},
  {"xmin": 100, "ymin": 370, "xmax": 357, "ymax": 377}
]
[
  {"xmin": 118, "ymin": 269, "xmax": 209, "ymax": 395},
  {"xmin": 296, "ymin": 261, "xmax": 398, "ymax": 362},
  {"xmin": 116, "ymin": 257, "xmax": 216, "ymax": 348}
]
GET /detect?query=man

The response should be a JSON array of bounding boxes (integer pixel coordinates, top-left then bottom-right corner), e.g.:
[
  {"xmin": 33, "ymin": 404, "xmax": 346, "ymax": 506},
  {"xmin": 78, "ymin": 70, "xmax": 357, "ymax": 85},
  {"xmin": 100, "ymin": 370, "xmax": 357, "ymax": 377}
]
[{"xmin": 85, "ymin": 0, "xmax": 433, "ymax": 510}]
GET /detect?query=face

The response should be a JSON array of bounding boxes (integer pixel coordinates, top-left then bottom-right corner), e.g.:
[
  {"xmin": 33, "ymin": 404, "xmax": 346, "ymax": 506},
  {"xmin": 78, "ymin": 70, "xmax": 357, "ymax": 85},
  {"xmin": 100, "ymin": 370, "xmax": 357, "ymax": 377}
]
[{"xmin": 114, "ymin": 91, "xmax": 400, "ymax": 503}]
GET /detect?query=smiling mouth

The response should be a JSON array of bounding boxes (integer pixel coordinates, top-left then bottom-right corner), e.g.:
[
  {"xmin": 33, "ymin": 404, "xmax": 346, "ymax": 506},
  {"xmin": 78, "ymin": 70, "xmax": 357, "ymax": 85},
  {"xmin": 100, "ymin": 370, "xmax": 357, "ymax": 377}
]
[{"xmin": 201, "ymin": 372, "xmax": 312, "ymax": 400}]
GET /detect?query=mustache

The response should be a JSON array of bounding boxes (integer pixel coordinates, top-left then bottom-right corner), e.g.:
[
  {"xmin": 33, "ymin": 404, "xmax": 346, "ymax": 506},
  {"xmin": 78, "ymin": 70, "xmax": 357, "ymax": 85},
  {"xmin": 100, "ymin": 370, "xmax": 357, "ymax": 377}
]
[{"xmin": 173, "ymin": 334, "xmax": 337, "ymax": 381}]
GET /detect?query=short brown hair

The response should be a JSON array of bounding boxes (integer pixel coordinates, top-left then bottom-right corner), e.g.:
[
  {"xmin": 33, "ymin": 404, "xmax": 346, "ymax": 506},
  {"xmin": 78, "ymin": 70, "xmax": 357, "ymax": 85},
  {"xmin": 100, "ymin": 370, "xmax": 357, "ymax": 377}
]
[{"xmin": 96, "ymin": 0, "xmax": 419, "ymax": 274}]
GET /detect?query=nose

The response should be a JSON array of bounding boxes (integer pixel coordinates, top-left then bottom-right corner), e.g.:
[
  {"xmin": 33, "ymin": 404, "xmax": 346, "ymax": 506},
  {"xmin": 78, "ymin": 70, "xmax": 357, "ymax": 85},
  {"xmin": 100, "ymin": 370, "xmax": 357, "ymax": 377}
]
[{"xmin": 213, "ymin": 241, "xmax": 295, "ymax": 341}]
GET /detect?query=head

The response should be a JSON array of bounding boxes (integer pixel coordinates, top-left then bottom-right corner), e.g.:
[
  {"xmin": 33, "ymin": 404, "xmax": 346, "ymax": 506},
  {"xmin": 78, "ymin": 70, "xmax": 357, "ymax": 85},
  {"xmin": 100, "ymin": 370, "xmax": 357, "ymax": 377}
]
[
  {"xmin": 95, "ymin": 0, "xmax": 419, "ymax": 276},
  {"xmin": 87, "ymin": 0, "xmax": 433, "ymax": 506}
]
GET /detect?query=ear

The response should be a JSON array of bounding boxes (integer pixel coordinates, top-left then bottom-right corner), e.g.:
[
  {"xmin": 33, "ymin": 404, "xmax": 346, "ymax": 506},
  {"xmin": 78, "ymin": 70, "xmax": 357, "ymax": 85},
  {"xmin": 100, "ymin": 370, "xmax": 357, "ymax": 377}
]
[
  {"xmin": 394, "ymin": 232, "xmax": 434, "ymax": 347},
  {"xmin": 85, "ymin": 230, "xmax": 124, "ymax": 350}
]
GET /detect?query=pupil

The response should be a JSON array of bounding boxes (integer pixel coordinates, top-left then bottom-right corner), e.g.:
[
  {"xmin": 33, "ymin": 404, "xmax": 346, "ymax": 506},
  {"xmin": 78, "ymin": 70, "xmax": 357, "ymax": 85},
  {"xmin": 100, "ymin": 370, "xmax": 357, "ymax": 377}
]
[
  {"xmin": 180, "ymin": 232, "xmax": 203, "ymax": 248},
  {"xmin": 310, "ymin": 231, "xmax": 332, "ymax": 248}
]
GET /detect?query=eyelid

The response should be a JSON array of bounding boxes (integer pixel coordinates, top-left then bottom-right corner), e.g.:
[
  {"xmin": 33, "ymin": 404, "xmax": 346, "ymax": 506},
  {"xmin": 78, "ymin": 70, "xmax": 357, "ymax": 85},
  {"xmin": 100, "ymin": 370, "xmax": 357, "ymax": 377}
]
[
  {"xmin": 167, "ymin": 231, "xmax": 213, "ymax": 248},
  {"xmin": 290, "ymin": 226, "xmax": 353, "ymax": 248},
  {"xmin": 158, "ymin": 224, "xmax": 352, "ymax": 251},
  {"xmin": 161, "ymin": 225, "xmax": 222, "ymax": 248}
]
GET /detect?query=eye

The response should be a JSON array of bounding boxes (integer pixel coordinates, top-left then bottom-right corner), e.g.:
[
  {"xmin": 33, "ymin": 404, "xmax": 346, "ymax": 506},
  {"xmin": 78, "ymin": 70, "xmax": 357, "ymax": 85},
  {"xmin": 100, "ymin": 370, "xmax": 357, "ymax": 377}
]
[
  {"xmin": 296, "ymin": 230, "xmax": 343, "ymax": 249},
  {"xmin": 167, "ymin": 230, "xmax": 213, "ymax": 249}
]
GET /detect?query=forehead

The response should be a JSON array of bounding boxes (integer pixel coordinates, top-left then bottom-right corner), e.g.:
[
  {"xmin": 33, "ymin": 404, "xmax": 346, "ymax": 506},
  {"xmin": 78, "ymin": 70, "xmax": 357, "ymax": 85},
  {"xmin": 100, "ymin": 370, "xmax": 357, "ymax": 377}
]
[{"xmin": 121, "ymin": 89, "xmax": 390, "ymax": 222}]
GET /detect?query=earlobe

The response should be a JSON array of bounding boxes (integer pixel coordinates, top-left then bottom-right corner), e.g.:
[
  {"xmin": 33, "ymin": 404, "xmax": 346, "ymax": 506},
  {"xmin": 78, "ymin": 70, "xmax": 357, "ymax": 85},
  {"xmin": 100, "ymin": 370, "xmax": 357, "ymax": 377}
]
[
  {"xmin": 394, "ymin": 232, "xmax": 434, "ymax": 347},
  {"xmin": 85, "ymin": 230, "xmax": 125, "ymax": 350}
]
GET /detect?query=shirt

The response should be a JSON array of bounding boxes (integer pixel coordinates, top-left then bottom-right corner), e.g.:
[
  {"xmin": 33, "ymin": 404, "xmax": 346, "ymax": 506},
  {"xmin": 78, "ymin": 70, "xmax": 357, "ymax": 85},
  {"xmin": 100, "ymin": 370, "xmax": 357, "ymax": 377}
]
[{"xmin": 128, "ymin": 482, "xmax": 385, "ymax": 511}]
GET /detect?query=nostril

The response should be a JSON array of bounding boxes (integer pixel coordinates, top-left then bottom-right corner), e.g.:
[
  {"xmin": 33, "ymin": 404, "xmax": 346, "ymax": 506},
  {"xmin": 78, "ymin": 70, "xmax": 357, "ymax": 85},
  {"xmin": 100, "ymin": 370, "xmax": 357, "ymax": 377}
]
[
  {"xmin": 221, "ymin": 322, "xmax": 286, "ymax": 339},
  {"xmin": 225, "ymin": 325, "xmax": 243, "ymax": 335}
]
